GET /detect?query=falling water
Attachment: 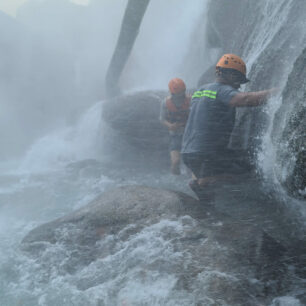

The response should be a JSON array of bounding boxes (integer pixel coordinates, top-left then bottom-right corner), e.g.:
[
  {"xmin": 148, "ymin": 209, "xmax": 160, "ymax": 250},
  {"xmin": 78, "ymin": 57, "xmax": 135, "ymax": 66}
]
[{"xmin": 0, "ymin": 0, "xmax": 305, "ymax": 305}]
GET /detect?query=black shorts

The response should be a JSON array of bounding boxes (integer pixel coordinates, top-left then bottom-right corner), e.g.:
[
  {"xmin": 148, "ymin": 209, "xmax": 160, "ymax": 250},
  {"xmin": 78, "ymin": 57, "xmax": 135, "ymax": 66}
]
[
  {"xmin": 182, "ymin": 150, "xmax": 249, "ymax": 178},
  {"xmin": 169, "ymin": 134, "xmax": 183, "ymax": 152}
]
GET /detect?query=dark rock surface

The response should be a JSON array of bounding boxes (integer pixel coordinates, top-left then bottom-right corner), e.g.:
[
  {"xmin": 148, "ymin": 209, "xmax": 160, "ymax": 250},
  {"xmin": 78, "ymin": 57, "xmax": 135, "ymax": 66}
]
[
  {"xmin": 273, "ymin": 47, "xmax": 306, "ymax": 198},
  {"xmin": 22, "ymin": 185, "xmax": 294, "ymax": 305},
  {"xmin": 101, "ymin": 90, "xmax": 171, "ymax": 168},
  {"xmin": 199, "ymin": 0, "xmax": 306, "ymax": 198},
  {"xmin": 205, "ymin": 0, "xmax": 306, "ymax": 152}
]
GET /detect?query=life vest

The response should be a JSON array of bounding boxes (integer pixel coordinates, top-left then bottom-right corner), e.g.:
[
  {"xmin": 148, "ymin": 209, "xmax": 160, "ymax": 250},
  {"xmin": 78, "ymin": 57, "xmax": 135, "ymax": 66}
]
[{"xmin": 165, "ymin": 96, "xmax": 191, "ymax": 124}]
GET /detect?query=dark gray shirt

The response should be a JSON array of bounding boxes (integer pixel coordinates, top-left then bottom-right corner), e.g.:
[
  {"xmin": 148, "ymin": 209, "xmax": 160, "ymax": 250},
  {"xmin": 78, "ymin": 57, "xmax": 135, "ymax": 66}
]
[{"xmin": 181, "ymin": 83, "xmax": 239, "ymax": 154}]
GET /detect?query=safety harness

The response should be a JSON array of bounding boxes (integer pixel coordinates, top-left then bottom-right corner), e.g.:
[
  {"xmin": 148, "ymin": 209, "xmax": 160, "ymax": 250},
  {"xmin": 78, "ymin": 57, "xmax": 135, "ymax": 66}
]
[{"xmin": 166, "ymin": 96, "xmax": 191, "ymax": 124}]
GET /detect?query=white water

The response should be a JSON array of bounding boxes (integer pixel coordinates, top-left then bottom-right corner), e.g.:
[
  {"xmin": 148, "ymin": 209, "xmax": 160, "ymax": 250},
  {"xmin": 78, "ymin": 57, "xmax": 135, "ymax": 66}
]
[
  {"xmin": 0, "ymin": 217, "xmax": 196, "ymax": 305},
  {"xmin": 0, "ymin": 99, "xmax": 188, "ymax": 305},
  {"xmin": 252, "ymin": 0, "xmax": 306, "ymax": 218},
  {"xmin": 0, "ymin": 0, "xmax": 305, "ymax": 305},
  {"xmin": 18, "ymin": 102, "xmax": 103, "ymax": 174},
  {"xmin": 0, "ymin": 2, "xmax": 208, "ymax": 305}
]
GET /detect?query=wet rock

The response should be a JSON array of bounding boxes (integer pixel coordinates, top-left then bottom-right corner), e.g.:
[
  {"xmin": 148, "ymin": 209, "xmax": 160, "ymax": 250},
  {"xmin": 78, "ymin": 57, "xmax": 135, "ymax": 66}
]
[
  {"xmin": 101, "ymin": 90, "xmax": 170, "ymax": 168},
  {"xmin": 205, "ymin": 0, "xmax": 254, "ymax": 52},
  {"xmin": 22, "ymin": 185, "xmax": 290, "ymax": 305},
  {"xmin": 22, "ymin": 186, "xmax": 200, "ymax": 246},
  {"xmin": 202, "ymin": 0, "xmax": 306, "ymax": 199},
  {"xmin": 274, "ymin": 47, "xmax": 306, "ymax": 198},
  {"xmin": 204, "ymin": 1, "xmax": 306, "ymax": 144}
]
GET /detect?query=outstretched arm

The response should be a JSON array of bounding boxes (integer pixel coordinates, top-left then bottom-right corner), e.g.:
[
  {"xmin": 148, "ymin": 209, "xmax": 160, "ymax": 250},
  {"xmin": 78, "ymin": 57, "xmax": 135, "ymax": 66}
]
[{"xmin": 230, "ymin": 88, "xmax": 278, "ymax": 107}]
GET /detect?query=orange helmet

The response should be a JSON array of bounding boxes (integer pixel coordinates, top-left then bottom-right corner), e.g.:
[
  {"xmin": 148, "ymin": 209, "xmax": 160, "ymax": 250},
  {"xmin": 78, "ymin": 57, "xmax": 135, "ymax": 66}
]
[
  {"xmin": 168, "ymin": 78, "xmax": 186, "ymax": 94},
  {"xmin": 216, "ymin": 54, "xmax": 249, "ymax": 83}
]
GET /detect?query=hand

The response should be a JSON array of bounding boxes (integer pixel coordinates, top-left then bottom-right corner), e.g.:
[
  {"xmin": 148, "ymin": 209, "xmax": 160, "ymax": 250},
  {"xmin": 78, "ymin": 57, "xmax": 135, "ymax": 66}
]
[
  {"xmin": 169, "ymin": 123, "xmax": 180, "ymax": 131},
  {"xmin": 268, "ymin": 87, "xmax": 281, "ymax": 96}
]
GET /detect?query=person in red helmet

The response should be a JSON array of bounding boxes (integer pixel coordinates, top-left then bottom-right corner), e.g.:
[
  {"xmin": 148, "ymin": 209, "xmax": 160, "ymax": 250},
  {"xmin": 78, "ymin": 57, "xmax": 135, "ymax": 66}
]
[
  {"xmin": 181, "ymin": 54, "xmax": 278, "ymax": 198},
  {"xmin": 160, "ymin": 78, "xmax": 191, "ymax": 175}
]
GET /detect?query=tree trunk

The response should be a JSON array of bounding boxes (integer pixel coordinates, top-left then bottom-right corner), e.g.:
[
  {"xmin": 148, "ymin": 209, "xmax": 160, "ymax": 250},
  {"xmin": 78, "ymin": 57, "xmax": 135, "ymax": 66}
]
[{"xmin": 105, "ymin": 0, "xmax": 150, "ymax": 98}]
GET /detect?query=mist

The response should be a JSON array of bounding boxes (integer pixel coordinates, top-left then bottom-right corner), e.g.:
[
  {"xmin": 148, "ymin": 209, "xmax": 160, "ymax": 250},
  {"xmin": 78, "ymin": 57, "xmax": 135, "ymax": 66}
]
[
  {"xmin": 0, "ymin": 1, "xmax": 305, "ymax": 305},
  {"xmin": 0, "ymin": 0, "xmax": 207, "ymax": 160}
]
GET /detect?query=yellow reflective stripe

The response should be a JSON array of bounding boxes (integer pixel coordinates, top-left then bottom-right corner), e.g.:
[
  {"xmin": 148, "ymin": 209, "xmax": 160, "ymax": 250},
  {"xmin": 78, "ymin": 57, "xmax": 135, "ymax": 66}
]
[
  {"xmin": 192, "ymin": 90, "xmax": 217, "ymax": 99},
  {"xmin": 192, "ymin": 91, "xmax": 203, "ymax": 98},
  {"xmin": 204, "ymin": 90, "xmax": 217, "ymax": 95},
  {"xmin": 202, "ymin": 93, "xmax": 216, "ymax": 99}
]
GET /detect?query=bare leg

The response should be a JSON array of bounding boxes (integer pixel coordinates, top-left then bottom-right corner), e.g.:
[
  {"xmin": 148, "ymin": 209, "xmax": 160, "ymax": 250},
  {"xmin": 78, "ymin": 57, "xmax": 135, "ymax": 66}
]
[{"xmin": 170, "ymin": 150, "xmax": 181, "ymax": 175}]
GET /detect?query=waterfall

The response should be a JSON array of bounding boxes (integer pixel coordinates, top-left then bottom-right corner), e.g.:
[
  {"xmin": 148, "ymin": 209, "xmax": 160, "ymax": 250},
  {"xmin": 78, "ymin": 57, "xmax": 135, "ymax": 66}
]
[
  {"xmin": 199, "ymin": 0, "xmax": 305, "ymax": 204},
  {"xmin": 0, "ymin": 1, "xmax": 305, "ymax": 305}
]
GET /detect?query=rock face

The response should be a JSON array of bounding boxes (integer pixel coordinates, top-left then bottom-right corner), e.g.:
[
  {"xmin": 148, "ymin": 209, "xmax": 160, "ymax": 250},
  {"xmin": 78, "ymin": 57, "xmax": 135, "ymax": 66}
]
[
  {"xmin": 274, "ymin": 47, "xmax": 306, "ymax": 198},
  {"xmin": 22, "ymin": 185, "xmax": 291, "ymax": 305},
  {"xmin": 203, "ymin": 0, "xmax": 306, "ymax": 197}
]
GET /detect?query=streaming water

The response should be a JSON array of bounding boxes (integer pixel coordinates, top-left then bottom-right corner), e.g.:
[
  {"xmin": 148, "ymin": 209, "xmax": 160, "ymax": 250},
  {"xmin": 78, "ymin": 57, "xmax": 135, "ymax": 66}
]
[{"xmin": 0, "ymin": 0, "xmax": 305, "ymax": 305}]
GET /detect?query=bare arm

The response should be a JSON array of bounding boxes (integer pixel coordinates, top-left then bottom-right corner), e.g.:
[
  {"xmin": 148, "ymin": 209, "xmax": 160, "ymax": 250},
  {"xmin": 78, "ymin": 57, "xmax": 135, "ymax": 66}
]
[
  {"xmin": 161, "ymin": 119, "xmax": 173, "ymax": 129},
  {"xmin": 229, "ymin": 88, "xmax": 278, "ymax": 107},
  {"xmin": 161, "ymin": 120, "xmax": 183, "ymax": 131}
]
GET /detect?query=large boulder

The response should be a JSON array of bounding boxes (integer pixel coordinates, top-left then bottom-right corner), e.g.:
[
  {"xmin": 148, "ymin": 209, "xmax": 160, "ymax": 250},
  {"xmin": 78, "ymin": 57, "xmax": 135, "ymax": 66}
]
[
  {"xmin": 22, "ymin": 185, "xmax": 291, "ymax": 305},
  {"xmin": 101, "ymin": 90, "xmax": 171, "ymax": 169}
]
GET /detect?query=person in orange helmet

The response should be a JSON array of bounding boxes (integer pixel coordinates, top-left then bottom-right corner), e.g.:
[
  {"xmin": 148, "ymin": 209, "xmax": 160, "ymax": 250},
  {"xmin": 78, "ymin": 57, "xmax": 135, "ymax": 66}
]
[
  {"xmin": 160, "ymin": 78, "xmax": 191, "ymax": 175},
  {"xmin": 181, "ymin": 54, "xmax": 278, "ymax": 198}
]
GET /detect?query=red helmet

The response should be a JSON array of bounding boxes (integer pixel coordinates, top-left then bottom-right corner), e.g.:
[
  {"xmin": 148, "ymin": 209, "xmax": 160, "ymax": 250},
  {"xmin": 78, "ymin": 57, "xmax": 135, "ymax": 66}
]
[{"xmin": 168, "ymin": 78, "xmax": 186, "ymax": 94}]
